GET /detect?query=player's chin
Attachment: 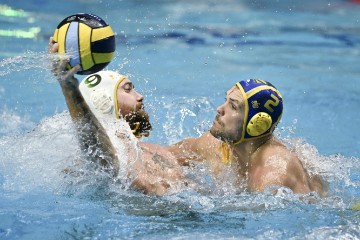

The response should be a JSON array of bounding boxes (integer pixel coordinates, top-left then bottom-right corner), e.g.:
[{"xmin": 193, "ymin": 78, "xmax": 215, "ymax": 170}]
[
  {"xmin": 209, "ymin": 126, "xmax": 221, "ymax": 139},
  {"xmin": 124, "ymin": 109, "xmax": 152, "ymax": 136},
  {"xmin": 210, "ymin": 127, "xmax": 230, "ymax": 142}
]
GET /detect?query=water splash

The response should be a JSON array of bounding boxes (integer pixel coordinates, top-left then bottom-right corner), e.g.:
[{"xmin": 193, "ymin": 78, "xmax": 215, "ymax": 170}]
[
  {"xmin": 0, "ymin": 107, "xmax": 35, "ymax": 136},
  {"xmin": 0, "ymin": 90, "xmax": 359, "ymax": 231},
  {"xmin": 0, "ymin": 51, "xmax": 54, "ymax": 77},
  {"xmin": 163, "ymin": 96, "xmax": 215, "ymax": 144}
]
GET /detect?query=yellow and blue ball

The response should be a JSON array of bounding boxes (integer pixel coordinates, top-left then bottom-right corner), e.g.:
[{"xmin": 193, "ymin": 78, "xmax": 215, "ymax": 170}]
[{"xmin": 53, "ymin": 13, "xmax": 115, "ymax": 75}]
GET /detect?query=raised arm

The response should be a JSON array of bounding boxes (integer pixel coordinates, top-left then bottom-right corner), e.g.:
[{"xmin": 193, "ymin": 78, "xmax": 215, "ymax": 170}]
[
  {"xmin": 48, "ymin": 37, "xmax": 119, "ymax": 174},
  {"xmin": 49, "ymin": 37, "xmax": 89, "ymax": 121},
  {"xmin": 49, "ymin": 38, "xmax": 189, "ymax": 195}
]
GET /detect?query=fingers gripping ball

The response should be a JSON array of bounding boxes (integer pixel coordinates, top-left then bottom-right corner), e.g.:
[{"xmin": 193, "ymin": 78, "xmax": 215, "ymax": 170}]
[{"xmin": 53, "ymin": 13, "xmax": 115, "ymax": 75}]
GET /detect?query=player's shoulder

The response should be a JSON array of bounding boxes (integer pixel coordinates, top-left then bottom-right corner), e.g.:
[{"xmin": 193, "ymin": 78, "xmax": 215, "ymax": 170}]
[{"xmin": 257, "ymin": 138, "xmax": 298, "ymax": 166}]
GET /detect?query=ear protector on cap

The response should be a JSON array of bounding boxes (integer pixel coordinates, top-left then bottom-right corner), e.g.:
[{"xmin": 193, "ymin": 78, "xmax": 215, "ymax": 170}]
[
  {"xmin": 233, "ymin": 79, "xmax": 283, "ymax": 144},
  {"xmin": 247, "ymin": 112, "xmax": 272, "ymax": 137}
]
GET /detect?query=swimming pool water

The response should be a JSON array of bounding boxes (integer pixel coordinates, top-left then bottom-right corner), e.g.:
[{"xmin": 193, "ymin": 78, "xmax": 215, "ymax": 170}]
[{"xmin": 0, "ymin": 0, "xmax": 360, "ymax": 239}]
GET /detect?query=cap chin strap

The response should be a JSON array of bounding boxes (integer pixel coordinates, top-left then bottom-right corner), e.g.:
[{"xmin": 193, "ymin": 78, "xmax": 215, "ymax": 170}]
[
  {"xmin": 113, "ymin": 76, "xmax": 127, "ymax": 119},
  {"xmin": 232, "ymin": 138, "xmax": 243, "ymax": 146},
  {"xmin": 131, "ymin": 122, "xmax": 150, "ymax": 138},
  {"xmin": 132, "ymin": 122, "xmax": 142, "ymax": 138},
  {"xmin": 232, "ymin": 82, "xmax": 248, "ymax": 145},
  {"xmin": 221, "ymin": 142, "xmax": 233, "ymax": 165}
]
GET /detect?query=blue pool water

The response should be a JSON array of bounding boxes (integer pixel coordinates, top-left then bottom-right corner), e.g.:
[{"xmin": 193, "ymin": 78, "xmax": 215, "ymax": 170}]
[{"xmin": 1, "ymin": 0, "xmax": 360, "ymax": 239}]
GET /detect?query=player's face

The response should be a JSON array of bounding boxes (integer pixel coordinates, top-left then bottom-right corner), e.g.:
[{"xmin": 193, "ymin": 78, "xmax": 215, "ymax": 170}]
[
  {"xmin": 116, "ymin": 79, "xmax": 144, "ymax": 116},
  {"xmin": 210, "ymin": 86, "xmax": 245, "ymax": 143},
  {"xmin": 116, "ymin": 78, "xmax": 152, "ymax": 137}
]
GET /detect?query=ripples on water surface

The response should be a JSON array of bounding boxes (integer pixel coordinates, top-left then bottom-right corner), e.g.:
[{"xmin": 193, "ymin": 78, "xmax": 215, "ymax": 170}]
[{"xmin": 0, "ymin": 0, "xmax": 360, "ymax": 239}]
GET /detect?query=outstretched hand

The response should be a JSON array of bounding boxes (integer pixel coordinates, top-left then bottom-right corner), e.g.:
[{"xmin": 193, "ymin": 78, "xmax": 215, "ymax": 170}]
[{"xmin": 48, "ymin": 37, "xmax": 80, "ymax": 85}]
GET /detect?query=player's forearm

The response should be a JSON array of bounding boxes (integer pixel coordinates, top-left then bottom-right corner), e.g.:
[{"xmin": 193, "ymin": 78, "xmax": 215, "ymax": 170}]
[
  {"xmin": 59, "ymin": 77, "xmax": 88, "ymax": 121},
  {"xmin": 59, "ymin": 78, "xmax": 120, "ymax": 175},
  {"xmin": 167, "ymin": 137, "xmax": 207, "ymax": 163}
]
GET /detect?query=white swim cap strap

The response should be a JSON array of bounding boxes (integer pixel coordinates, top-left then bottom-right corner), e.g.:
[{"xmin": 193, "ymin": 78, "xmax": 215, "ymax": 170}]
[{"xmin": 114, "ymin": 76, "xmax": 127, "ymax": 119}]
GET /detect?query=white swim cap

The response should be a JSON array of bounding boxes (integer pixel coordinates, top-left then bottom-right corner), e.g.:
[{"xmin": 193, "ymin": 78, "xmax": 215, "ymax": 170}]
[{"xmin": 79, "ymin": 70, "xmax": 127, "ymax": 119}]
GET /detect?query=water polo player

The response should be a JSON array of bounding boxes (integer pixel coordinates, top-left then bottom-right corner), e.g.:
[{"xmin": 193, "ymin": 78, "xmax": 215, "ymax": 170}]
[
  {"xmin": 168, "ymin": 79, "xmax": 327, "ymax": 196},
  {"xmin": 79, "ymin": 70, "xmax": 152, "ymax": 138},
  {"xmin": 49, "ymin": 37, "xmax": 186, "ymax": 195}
]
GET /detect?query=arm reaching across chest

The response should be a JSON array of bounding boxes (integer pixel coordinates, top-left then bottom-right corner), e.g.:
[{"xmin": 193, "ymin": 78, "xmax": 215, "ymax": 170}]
[{"xmin": 167, "ymin": 132, "xmax": 221, "ymax": 165}]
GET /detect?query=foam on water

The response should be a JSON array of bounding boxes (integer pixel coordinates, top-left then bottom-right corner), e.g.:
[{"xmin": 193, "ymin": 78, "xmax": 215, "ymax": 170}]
[
  {"xmin": 0, "ymin": 107, "xmax": 35, "ymax": 136},
  {"xmin": 0, "ymin": 112, "xmax": 78, "ymax": 193}
]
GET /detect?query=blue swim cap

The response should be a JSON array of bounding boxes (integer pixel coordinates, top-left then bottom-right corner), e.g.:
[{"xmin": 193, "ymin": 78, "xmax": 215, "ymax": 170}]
[{"xmin": 234, "ymin": 79, "xmax": 283, "ymax": 144}]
